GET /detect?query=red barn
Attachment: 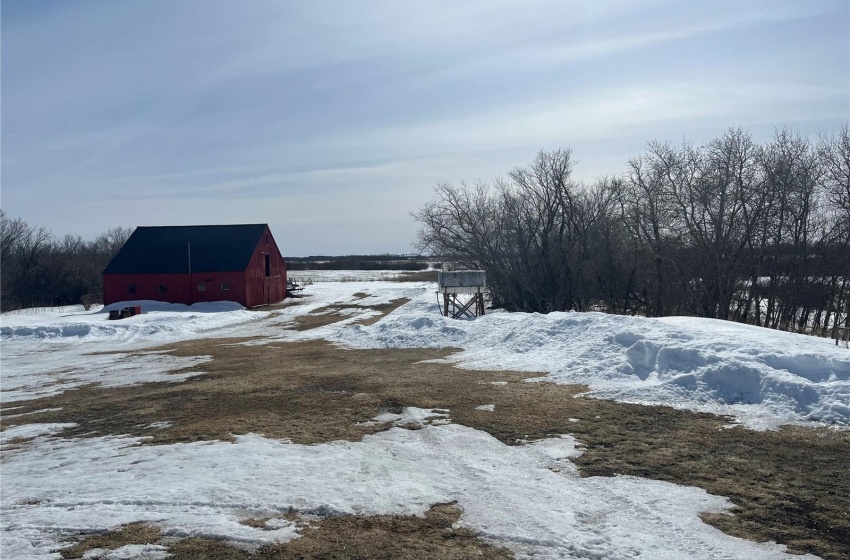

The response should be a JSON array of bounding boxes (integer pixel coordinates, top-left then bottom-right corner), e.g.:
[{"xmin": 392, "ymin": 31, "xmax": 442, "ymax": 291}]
[{"xmin": 103, "ymin": 224, "xmax": 287, "ymax": 308}]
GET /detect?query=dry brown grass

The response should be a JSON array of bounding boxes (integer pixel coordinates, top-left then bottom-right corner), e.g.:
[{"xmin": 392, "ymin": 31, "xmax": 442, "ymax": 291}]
[
  {"xmin": 61, "ymin": 522, "xmax": 160, "ymax": 558},
  {"xmin": 5, "ymin": 319, "xmax": 849, "ymax": 558},
  {"xmin": 0, "ymin": 340, "xmax": 510, "ymax": 445},
  {"xmin": 64, "ymin": 504, "xmax": 512, "ymax": 559},
  {"xmin": 255, "ymin": 502, "xmax": 513, "ymax": 560}
]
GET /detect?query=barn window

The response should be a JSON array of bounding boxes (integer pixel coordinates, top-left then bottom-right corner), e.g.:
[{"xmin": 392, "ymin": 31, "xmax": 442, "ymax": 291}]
[
  {"xmin": 197, "ymin": 283, "xmax": 207, "ymax": 292},
  {"xmin": 266, "ymin": 234, "xmax": 269, "ymax": 244},
  {"xmin": 128, "ymin": 284, "xmax": 136, "ymax": 294},
  {"xmin": 158, "ymin": 284, "xmax": 168, "ymax": 293},
  {"xmin": 264, "ymin": 254, "xmax": 271, "ymax": 277},
  {"xmin": 221, "ymin": 282, "xmax": 230, "ymax": 291}
]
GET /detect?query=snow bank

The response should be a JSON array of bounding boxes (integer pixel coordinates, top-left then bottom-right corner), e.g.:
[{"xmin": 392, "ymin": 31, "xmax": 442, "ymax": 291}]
[
  {"xmin": 332, "ymin": 296, "xmax": 850, "ymax": 429},
  {"xmin": 0, "ymin": 423, "xmax": 815, "ymax": 560},
  {"xmin": 0, "ymin": 301, "xmax": 260, "ymax": 403},
  {"xmin": 1, "ymin": 300, "xmax": 250, "ymax": 341}
]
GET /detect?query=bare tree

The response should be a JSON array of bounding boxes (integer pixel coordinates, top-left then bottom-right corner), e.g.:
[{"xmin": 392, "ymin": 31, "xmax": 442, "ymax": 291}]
[
  {"xmin": 413, "ymin": 125, "xmax": 848, "ymax": 336},
  {"xmin": 818, "ymin": 126, "xmax": 850, "ymax": 335},
  {"xmin": 0, "ymin": 213, "xmax": 134, "ymax": 311}
]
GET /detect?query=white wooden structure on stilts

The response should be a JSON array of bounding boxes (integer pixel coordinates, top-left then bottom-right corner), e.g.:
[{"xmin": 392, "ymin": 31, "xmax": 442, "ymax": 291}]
[{"xmin": 437, "ymin": 270, "xmax": 486, "ymax": 319}]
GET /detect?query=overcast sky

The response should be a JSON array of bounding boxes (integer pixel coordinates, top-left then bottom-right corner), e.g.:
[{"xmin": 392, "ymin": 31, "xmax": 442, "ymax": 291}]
[{"xmin": 2, "ymin": 0, "xmax": 848, "ymax": 255}]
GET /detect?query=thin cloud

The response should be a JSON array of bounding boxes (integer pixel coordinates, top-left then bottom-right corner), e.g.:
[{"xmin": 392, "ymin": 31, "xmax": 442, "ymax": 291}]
[{"xmin": 2, "ymin": 0, "xmax": 847, "ymax": 252}]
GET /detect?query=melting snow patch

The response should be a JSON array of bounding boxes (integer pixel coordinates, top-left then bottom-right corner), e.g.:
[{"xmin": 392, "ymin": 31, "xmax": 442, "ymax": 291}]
[
  {"xmin": 0, "ymin": 426, "xmax": 816, "ymax": 560},
  {"xmin": 522, "ymin": 434, "xmax": 584, "ymax": 475},
  {"xmin": 475, "ymin": 404, "xmax": 495, "ymax": 412},
  {"xmin": 0, "ymin": 350, "xmax": 209, "ymax": 404},
  {"xmin": 371, "ymin": 407, "xmax": 451, "ymax": 427},
  {"xmin": 81, "ymin": 544, "xmax": 169, "ymax": 559},
  {"xmin": 1, "ymin": 423, "xmax": 76, "ymax": 442},
  {"xmin": 263, "ymin": 518, "xmax": 293, "ymax": 530}
]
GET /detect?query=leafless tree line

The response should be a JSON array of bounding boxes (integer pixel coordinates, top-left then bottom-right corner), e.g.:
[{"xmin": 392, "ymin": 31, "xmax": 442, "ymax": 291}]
[
  {"xmin": 0, "ymin": 211, "xmax": 132, "ymax": 311},
  {"xmin": 414, "ymin": 126, "xmax": 850, "ymax": 338}
]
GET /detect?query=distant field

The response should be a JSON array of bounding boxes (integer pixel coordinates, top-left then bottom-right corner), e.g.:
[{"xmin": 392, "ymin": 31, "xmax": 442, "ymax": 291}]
[
  {"xmin": 288, "ymin": 269, "xmax": 438, "ymax": 283},
  {"xmin": 285, "ymin": 254, "xmax": 440, "ymax": 271}
]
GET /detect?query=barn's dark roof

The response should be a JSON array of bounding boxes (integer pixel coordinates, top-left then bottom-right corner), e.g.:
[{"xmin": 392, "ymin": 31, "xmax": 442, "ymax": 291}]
[{"xmin": 103, "ymin": 224, "xmax": 268, "ymax": 274}]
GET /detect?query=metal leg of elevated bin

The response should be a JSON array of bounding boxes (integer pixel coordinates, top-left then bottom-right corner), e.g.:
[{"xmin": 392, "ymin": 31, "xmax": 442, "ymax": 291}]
[{"xmin": 440, "ymin": 290, "xmax": 485, "ymax": 319}]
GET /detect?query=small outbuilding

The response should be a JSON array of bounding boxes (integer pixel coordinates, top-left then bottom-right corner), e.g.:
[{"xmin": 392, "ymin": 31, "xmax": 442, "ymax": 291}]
[{"xmin": 103, "ymin": 224, "xmax": 287, "ymax": 308}]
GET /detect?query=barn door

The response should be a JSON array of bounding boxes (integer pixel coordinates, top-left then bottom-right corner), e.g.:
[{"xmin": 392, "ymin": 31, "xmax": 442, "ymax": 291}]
[
  {"xmin": 175, "ymin": 283, "xmax": 190, "ymax": 305},
  {"xmin": 264, "ymin": 254, "xmax": 271, "ymax": 304}
]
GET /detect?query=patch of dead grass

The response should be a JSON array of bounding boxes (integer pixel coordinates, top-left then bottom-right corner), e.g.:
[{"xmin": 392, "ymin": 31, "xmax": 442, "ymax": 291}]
[
  {"xmin": 66, "ymin": 504, "xmax": 512, "ymax": 560},
  {"xmin": 254, "ymin": 502, "xmax": 512, "ymax": 560},
  {"xmin": 239, "ymin": 517, "xmax": 271, "ymax": 529},
  {"xmin": 61, "ymin": 522, "xmax": 160, "ymax": 559}
]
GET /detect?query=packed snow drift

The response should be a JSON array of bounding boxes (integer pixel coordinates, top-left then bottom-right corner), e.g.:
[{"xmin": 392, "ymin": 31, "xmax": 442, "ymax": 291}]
[{"xmin": 332, "ymin": 293, "xmax": 850, "ymax": 430}]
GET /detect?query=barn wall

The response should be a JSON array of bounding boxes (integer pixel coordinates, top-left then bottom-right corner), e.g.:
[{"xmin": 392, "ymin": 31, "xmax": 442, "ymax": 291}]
[
  {"xmin": 243, "ymin": 226, "xmax": 287, "ymax": 307},
  {"xmin": 103, "ymin": 272, "xmax": 248, "ymax": 307}
]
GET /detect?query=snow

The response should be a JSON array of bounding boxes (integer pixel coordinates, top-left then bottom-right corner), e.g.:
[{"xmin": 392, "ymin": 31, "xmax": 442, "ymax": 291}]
[
  {"xmin": 1, "ymin": 276, "xmax": 843, "ymax": 558},
  {"xmin": 0, "ymin": 301, "xmax": 269, "ymax": 403},
  {"xmin": 1, "ymin": 424, "xmax": 815, "ymax": 560},
  {"xmin": 1, "ymin": 300, "xmax": 253, "ymax": 341},
  {"xmin": 332, "ymin": 291, "xmax": 850, "ymax": 430},
  {"xmin": 371, "ymin": 407, "xmax": 451, "ymax": 426},
  {"xmin": 81, "ymin": 545, "xmax": 169, "ymax": 559},
  {"xmin": 0, "ymin": 423, "xmax": 77, "ymax": 442}
]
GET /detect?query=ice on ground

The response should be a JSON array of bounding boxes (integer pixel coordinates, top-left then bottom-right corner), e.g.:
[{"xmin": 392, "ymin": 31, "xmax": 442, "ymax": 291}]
[
  {"xmin": 0, "ymin": 347, "xmax": 210, "ymax": 403},
  {"xmin": 0, "ymin": 423, "xmax": 77, "ymax": 442},
  {"xmin": 81, "ymin": 544, "xmax": 169, "ymax": 559},
  {"xmin": 0, "ymin": 423, "xmax": 815, "ymax": 560},
  {"xmin": 370, "ymin": 406, "xmax": 451, "ymax": 426},
  {"xmin": 333, "ymin": 291, "xmax": 850, "ymax": 430},
  {"xmin": 475, "ymin": 404, "xmax": 495, "ymax": 411},
  {"xmin": 523, "ymin": 434, "xmax": 584, "ymax": 476}
]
